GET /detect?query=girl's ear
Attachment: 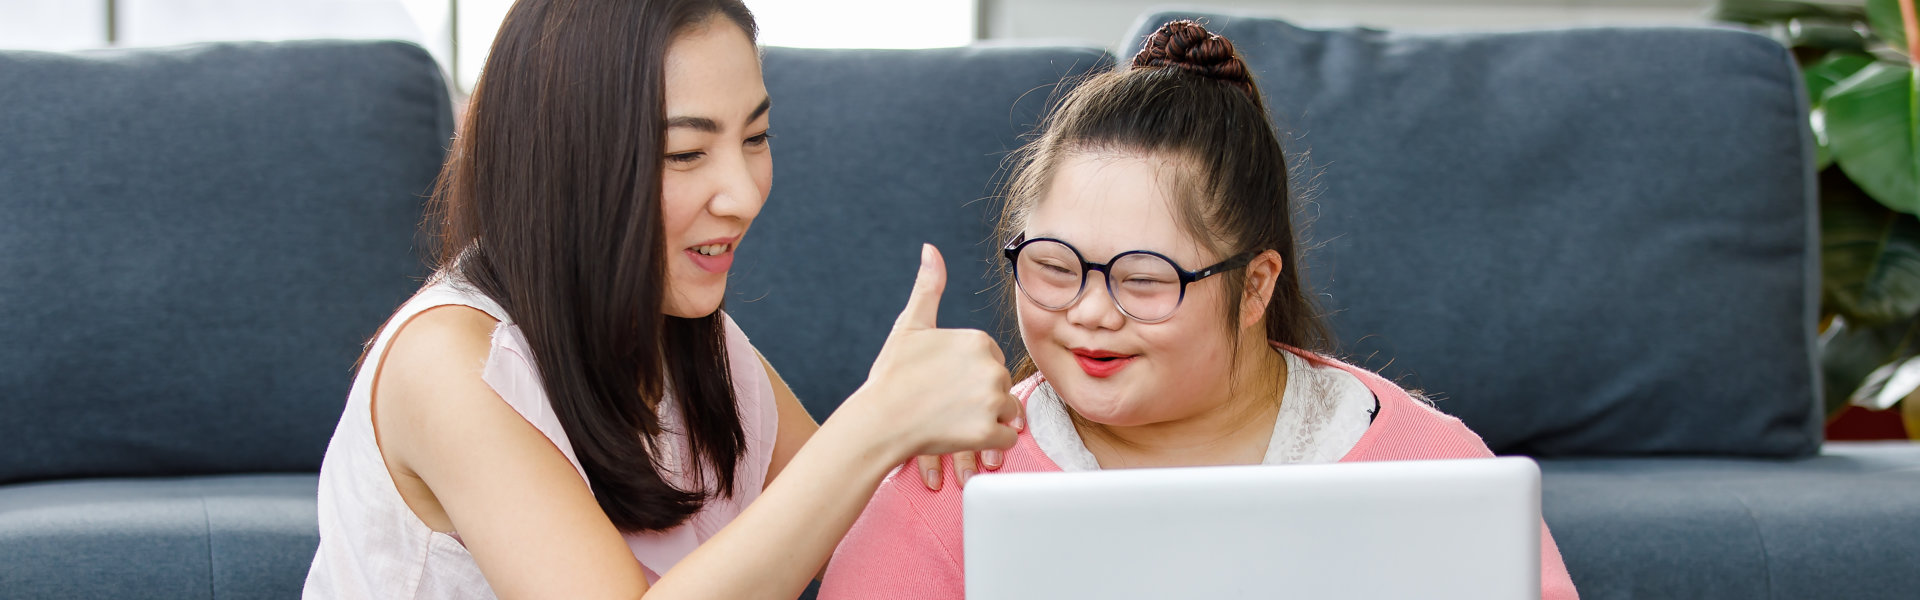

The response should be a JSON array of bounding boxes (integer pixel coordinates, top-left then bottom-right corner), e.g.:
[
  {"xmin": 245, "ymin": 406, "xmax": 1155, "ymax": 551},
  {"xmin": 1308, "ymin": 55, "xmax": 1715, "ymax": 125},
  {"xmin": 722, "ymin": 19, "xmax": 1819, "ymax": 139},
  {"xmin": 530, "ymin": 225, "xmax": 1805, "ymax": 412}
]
[{"xmin": 1240, "ymin": 250, "xmax": 1284, "ymax": 329}]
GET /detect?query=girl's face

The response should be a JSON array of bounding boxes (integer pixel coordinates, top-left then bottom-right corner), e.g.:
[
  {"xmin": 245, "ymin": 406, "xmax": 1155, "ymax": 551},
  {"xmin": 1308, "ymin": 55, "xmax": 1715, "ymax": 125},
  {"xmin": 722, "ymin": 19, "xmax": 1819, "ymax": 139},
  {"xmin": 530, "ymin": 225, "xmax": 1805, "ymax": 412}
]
[
  {"xmin": 660, "ymin": 19, "xmax": 772, "ymax": 318},
  {"xmin": 1016, "ymin": 151, "xmax": 1252, "ymax": 427}
]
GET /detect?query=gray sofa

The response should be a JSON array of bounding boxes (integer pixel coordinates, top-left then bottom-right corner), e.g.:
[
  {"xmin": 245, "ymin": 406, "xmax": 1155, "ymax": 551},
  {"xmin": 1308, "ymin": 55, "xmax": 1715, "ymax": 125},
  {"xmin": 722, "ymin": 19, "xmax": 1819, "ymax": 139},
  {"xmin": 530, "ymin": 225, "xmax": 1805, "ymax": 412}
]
[
  {"xmin": 3, "ymin": 8, "xmax": 1916, "ymax": 599},
  {"xmin": 1, "ymin": 40, "xmax": 449, "ymax": 598}
]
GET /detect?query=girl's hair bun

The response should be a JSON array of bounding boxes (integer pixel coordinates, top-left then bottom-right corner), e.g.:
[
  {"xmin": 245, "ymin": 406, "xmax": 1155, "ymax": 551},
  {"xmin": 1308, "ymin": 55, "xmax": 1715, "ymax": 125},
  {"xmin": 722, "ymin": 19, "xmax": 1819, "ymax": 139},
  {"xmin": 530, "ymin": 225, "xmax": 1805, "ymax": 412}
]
[{"xmin": 1129, "ymin": 20, "xmax": 1255, "ymax": 97}]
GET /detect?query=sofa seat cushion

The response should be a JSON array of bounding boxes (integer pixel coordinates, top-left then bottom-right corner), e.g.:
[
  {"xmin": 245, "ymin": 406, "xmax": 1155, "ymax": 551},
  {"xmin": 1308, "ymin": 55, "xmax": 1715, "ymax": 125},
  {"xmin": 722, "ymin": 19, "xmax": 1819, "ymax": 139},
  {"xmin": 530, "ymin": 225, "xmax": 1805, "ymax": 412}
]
[
  {"xmin": 0, "ymin": 474, "xmax": 319, "ymax": 599},
  {"xmin": 1540, "ymin": 442, "xmax": 1920, "ymax": 599}
]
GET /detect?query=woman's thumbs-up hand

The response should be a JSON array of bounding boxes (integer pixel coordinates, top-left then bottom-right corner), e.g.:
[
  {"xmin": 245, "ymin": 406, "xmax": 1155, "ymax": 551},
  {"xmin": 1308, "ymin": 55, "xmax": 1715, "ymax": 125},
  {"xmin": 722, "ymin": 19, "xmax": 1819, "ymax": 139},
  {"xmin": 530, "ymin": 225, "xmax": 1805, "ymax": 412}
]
[{"xmin": 835, "ymin": 244, "xmax": 1022, "ymax": 490}]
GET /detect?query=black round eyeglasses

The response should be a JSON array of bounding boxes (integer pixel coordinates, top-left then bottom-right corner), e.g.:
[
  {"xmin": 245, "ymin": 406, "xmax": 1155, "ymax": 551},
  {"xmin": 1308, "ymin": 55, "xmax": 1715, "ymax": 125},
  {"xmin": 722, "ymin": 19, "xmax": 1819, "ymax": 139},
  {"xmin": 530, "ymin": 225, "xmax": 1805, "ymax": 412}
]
[{"xmin": 1003, "ymin": 234, "xmax": 1257, "ymax": 323}]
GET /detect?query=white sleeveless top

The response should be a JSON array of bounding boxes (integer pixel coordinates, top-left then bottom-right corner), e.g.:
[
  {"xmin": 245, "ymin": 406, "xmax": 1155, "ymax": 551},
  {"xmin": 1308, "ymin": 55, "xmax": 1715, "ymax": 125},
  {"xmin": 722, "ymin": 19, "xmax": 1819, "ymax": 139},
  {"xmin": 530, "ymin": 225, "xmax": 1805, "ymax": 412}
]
[{"xmin": 304, "ymin": 277, "xmax": 779, "ymax": 598}]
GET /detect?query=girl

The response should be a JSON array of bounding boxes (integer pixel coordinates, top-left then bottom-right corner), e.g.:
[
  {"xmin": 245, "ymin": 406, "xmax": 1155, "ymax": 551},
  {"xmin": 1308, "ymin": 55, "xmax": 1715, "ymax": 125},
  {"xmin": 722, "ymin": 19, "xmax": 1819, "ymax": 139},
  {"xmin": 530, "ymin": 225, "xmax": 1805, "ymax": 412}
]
[
  {"xmin": 820, "ymin": 20, "xmax": 1578, "ymax": 599},
  {"xmin": 304, "ymin": 1, "xmax": 1019, "ymax": 597}
]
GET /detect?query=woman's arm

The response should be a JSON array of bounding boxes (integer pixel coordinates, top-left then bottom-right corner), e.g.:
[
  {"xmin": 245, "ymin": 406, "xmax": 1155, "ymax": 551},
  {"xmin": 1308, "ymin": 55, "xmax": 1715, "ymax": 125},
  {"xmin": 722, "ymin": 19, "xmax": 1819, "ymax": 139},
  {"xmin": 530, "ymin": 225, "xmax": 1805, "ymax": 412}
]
[
  {"xmin": 757, "ymin": 351, "xmax": 815, "ymax": 490},
  {"xmin": 754, "ymin": 351, "xmax": 834, "ymax": 580},
  {"xmin": 385, "ymin": 307, "xmax": 882, "ymax": 600},
  {"xmin": 383, "ymin": 246, "xmax": 1014, "ymax": 600},
  {"xmin": 758, "ymin": 348, "xmax": 1014, "ymax": 494},
  {"xmin": 646, "ymin": 399, "xmax": 913, "ymax": 597},
  {"xmin": 376, "ymin": 305, "xmax": 653, "ymax": 599}
]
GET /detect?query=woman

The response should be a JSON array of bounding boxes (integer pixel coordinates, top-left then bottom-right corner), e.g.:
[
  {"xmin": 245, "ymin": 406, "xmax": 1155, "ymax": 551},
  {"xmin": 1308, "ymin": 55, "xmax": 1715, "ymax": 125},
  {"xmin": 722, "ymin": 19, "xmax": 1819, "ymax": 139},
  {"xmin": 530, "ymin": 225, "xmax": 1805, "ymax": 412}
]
[
  {"xmin": 304, "ymin": 1, "xmax": 1019, "ymax": 597},
  {"xmin": 820, "ymin": 20, "xmax": 1579, "ymax": 599}
]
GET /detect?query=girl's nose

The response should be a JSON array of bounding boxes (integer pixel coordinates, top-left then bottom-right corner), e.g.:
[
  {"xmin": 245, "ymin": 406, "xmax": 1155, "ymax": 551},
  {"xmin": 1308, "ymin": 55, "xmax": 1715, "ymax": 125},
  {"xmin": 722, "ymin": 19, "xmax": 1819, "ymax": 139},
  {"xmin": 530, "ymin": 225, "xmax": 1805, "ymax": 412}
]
[{"xmin": 1064, "ymin": 271, "xmax": 1127, "ymax": 330}]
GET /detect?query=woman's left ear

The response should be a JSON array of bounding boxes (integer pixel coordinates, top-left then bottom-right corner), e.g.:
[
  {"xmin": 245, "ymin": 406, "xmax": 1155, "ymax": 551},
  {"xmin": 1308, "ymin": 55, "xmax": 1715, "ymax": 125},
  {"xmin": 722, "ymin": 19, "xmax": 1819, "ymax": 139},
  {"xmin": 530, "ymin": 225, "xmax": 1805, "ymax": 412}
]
[{"xmin": 1239, "ymin": 250, "xmax": 1284, "ymax": 329}]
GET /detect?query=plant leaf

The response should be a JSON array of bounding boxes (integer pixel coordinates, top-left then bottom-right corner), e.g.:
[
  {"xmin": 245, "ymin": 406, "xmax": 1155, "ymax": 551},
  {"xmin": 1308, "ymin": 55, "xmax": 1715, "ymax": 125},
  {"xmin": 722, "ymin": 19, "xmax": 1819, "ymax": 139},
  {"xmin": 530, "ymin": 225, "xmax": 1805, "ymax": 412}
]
[
  {"xmin": 1852, "ymin": 353, "xmax": 1920, "ymax": 409},
  {"xmin": 1866, "ymin": 0, "xmax": 1907, "ymax": 51},
  {"xmin": 1825, "ymin": 62, "xmax": 1920, "ymax": 213},
  {"xmin": 1807, "ymin": 53, "xmax": 1876, "ymax": 169},
  {"xmin": 1821, "ymin": 168, "xmax": 1920, "ymax": 325},
  {"xmin": 1712, "ymin": 0, "xmax": 1869, "ymax": 25},
  {"xmin": 1819, "ymin": 315, "xmax": 1920, "ymax": 417},
  {"xmin": 1816, "ymin": 107, "xmax": 1833, "ymax": 169},
  {"xmin": 1806, "ymin": 52, "xmax": 1878, "ymax": 101}
]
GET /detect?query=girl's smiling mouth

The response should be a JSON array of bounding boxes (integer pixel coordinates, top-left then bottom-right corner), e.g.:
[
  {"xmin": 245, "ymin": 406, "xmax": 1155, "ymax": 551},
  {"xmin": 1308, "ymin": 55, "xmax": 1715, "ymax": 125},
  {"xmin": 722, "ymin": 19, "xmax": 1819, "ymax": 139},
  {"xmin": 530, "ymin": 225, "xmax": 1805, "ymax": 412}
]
[{"xmin": 1071, "ymin": 347, "xmax": 1137, "ymax": 378}]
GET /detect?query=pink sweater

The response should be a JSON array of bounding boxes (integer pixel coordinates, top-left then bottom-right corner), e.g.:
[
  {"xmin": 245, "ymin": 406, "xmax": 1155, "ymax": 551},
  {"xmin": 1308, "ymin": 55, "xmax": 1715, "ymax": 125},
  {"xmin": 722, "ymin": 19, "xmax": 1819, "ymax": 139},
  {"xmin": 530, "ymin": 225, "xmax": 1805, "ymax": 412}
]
[{"xmin": 820, "ymin": 349, "xmax": 1579, "ymax": 599}]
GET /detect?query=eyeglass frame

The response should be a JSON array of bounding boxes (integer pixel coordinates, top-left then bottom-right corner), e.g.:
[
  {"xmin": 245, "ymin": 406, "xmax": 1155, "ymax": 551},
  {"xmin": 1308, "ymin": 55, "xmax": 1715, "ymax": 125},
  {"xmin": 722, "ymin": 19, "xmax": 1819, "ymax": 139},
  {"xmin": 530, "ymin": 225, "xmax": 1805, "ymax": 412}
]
[{"xmin": 1001, "ymin": 234, "xmax": 1260, "ymax": 324}]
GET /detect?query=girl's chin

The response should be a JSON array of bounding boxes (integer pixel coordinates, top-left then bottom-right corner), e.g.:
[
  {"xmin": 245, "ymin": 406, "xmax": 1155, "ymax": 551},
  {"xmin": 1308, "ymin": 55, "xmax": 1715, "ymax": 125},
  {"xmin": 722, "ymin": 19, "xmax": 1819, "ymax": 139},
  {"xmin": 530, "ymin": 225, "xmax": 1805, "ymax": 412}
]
[
  {"xmin": 1063, "ymin": 404, "xmax": 1156, "ymax": 428},
  {"xmin": 1052, "ymin": 387, "xmax": 1145, "ymax": 426}
]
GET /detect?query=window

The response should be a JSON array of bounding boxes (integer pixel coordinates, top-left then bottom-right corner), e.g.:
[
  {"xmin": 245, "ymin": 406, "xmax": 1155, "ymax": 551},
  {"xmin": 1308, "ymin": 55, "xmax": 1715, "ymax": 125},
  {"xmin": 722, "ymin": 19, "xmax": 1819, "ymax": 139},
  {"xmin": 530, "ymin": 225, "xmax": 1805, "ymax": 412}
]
[
  {"xmin": 0, "ymin": 0, "xmax": 977, "ymax": 93},
  {"xmin": 452, "ymin": 0, "xmax": 976, "ymax": 92}
]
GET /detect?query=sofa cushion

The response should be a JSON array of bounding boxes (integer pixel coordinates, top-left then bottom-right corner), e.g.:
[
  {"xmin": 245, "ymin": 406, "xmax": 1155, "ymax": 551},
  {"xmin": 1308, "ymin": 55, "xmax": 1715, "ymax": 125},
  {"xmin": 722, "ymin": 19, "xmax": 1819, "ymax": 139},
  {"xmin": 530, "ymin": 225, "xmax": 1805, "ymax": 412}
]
[
  {"xmin": 734, "ymin": 44, "xmax": 1113, "ymax": 419},
  {"xmin": 0, "ymin": 474, "xmax": 320, "ymax": 599},
  {"xmin": 1125, "ymin": 12, "xmax": 1820, "ymax": 457},
  {"xmin": 1540, "ymin": 443, "xmax": 1920, "ymax": 599},
  {"xmin": 0, "ymin": 41, "xmax": 451, "ymax": 483}
]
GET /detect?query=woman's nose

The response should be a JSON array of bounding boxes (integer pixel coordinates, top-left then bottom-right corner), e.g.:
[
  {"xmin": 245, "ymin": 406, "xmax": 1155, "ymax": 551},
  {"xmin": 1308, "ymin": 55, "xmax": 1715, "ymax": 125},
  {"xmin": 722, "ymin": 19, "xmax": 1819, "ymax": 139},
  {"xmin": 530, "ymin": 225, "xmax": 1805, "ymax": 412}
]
[{"xmin": 709, "ymin": 152, "xmax": 765, "ymax": 220}]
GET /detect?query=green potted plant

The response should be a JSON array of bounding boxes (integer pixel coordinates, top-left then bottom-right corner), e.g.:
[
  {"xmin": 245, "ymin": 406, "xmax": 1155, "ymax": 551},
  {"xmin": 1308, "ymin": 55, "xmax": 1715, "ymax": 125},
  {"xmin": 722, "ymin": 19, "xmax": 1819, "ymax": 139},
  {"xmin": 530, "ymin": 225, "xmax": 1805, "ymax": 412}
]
[{"xmin": 1713, "ymin": 0, "xmax": 1920, "ymax": 438}]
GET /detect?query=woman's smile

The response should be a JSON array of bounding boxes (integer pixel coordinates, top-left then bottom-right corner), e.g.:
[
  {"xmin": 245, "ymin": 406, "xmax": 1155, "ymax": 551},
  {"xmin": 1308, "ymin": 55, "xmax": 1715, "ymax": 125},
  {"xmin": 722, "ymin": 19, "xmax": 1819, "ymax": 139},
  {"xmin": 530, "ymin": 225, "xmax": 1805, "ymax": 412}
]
[{"xmin": 685, "ymin": 236, "xmax": 740, "ymax": 273}]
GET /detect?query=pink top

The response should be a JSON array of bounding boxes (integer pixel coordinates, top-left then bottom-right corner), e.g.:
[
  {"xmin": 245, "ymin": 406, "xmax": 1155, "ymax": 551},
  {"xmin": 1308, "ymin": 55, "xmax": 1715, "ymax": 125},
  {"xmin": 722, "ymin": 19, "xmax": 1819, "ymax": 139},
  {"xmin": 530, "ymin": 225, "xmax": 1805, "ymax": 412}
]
[
  {"xmin": 304, "ymin": 279, "xmax": 779, "ymax": 598},
  {"xmin": 820, "ymin": 347, "xmax": 1578, "ymax": 600}
]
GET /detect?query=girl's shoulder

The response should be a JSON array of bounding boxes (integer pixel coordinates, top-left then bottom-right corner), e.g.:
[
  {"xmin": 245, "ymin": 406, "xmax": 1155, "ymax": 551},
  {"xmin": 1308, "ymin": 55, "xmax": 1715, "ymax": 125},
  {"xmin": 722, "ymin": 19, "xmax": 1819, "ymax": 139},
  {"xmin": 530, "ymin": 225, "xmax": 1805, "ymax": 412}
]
[
  {"xmin": 857, "ymin": 409, "xmax": 1062, "ymax": 542},
  {"xmin": 825, "ymin": 425, "xmax": 1057, "ymax": 599},
  {"xmin": 1291, "ymin": 351, "xmax": 1494, "ymax": 462},
  {"xmin": 1013, "ymin": 372, "xmax": 1046, "ymax": 403}
]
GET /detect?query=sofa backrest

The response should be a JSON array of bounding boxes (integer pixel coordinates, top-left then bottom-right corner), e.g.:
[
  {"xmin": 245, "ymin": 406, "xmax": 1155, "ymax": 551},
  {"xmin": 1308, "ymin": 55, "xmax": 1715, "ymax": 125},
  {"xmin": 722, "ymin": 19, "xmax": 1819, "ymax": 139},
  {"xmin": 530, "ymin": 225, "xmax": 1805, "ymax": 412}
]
[
  {"xmin": 1122, "ymin": 11, "xmax": 1821, "ymax": 457},
  {"xmin": 5, "ymin": 17, "xmax": 1813, "ymax": 476},
  {"xmin": 732, "ymin": 45, "xmax": 1113, "ymax": 419},
  {"xmin": 0, "ymin": 41, "xmax": 451, "ymax": 483}
]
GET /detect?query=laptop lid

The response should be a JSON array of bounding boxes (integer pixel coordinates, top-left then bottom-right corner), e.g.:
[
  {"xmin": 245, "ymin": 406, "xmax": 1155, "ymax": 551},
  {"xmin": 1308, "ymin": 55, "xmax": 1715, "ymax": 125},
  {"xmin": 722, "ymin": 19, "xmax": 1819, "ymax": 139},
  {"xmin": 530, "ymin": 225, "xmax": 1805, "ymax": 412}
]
[{"xmin": 963, "ymin": 457, "xmax": 1541, "ymax": 600}]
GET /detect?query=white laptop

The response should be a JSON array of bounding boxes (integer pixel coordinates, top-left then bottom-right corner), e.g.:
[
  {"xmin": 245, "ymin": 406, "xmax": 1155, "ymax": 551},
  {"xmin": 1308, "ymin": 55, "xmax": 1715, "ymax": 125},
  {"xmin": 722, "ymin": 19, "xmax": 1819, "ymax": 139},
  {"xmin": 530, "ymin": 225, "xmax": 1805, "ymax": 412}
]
[{"xmin": 963, "ymin": 457, "xmax": 1541, "ymax": 600}]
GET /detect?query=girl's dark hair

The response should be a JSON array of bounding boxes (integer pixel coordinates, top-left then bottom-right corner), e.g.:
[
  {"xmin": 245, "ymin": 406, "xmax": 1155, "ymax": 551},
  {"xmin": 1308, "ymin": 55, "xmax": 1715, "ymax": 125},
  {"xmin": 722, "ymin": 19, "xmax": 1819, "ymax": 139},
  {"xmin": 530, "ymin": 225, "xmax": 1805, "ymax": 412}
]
[
  {"xmin": 998, "ymin": 20, "xmax": 1331, "ymax": 378},
  {"xmin": 427, "ymin": 0, "xmax": 758, "ymax": 533}
]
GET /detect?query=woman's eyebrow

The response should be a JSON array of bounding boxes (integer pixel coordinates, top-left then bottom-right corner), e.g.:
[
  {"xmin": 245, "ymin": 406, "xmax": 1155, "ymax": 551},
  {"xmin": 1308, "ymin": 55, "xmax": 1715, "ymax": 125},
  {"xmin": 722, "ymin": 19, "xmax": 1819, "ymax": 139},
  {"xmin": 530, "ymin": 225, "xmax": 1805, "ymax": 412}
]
[
  {"xmin": 748, "ymin": 96, "xmax": 771, "ymax": 122},
  {"xmin": 667, "ymin": 115, "xmax": 719, "ymax": 133},
  {"xmin": 667, "ymin": 97, "xmax": 772, "ymax": 133}
]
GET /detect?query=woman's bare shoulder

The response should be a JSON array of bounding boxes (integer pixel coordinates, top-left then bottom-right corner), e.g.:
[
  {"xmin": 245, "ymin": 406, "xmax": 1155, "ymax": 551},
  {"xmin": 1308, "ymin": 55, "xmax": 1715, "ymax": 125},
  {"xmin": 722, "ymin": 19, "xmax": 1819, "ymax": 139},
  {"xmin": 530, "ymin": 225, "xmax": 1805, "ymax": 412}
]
[
  {"xmin": 378, "ymin": 304, "xmax": 499, "ymax": 395},
  {"xmin": 371, "ymin": 304, "xmax": 510, "ymax": 464}
]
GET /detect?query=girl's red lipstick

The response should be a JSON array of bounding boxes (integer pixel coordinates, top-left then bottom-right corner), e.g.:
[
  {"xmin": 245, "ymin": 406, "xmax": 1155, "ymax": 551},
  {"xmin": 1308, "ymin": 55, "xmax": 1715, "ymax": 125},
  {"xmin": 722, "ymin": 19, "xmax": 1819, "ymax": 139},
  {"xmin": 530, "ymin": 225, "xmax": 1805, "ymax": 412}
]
[{"xmin": 1071, "ymin": 348, "xmax": 1136, "ymax": 378}]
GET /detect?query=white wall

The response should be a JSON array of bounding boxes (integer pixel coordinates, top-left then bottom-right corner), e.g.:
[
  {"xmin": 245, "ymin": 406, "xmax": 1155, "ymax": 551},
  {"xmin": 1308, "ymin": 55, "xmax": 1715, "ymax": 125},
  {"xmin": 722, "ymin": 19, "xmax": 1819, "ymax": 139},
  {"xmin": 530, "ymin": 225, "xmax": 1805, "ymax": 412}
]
[
  {"xmin": 0, "ymin": 0, "xmax": 973, "ymax": 92},
  {"xmin": 0, "ymin": 1, "xmax": 108, "ymax": 50},
  {"xmin": 0, "ymin": 1, "xmax": 453, "ymax": 80},
  {"xmin": 981, "ymin": 0, "xmax": 1719, "ymax": 48},
  {"xmin": 1, "ymin": 0, "xmax": 1738, "ymax": 89}
]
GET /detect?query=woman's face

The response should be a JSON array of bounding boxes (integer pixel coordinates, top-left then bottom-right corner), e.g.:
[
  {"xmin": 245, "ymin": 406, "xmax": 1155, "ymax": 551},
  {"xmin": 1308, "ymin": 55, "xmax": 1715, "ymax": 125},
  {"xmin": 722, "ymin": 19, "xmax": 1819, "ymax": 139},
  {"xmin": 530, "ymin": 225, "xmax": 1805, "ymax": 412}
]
[
  {"xmin": 660, "ymin": 19, "xmax": 772, "ymax": 318},
  {"xmin": 1016, "ymin": 151, "xmax": 1244, "ymax": 426}
]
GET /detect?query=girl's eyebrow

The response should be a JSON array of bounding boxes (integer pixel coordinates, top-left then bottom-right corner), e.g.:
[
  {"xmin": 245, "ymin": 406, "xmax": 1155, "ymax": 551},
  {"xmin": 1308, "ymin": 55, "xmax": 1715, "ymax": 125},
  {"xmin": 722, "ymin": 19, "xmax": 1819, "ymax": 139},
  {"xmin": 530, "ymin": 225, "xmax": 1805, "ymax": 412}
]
[{"xmin": 667, "ymin": 97, "xmax": 772, "ymax": 133}]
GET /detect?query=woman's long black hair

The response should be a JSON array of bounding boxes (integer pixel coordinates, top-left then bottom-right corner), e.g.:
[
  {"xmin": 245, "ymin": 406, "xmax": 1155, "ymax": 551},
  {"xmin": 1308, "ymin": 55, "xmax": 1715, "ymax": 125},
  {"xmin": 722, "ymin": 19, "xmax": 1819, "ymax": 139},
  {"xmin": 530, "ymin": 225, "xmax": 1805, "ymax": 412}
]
[{"xmin": 426, "ymin": 0, "xmax": 758, "ymax": 532}]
